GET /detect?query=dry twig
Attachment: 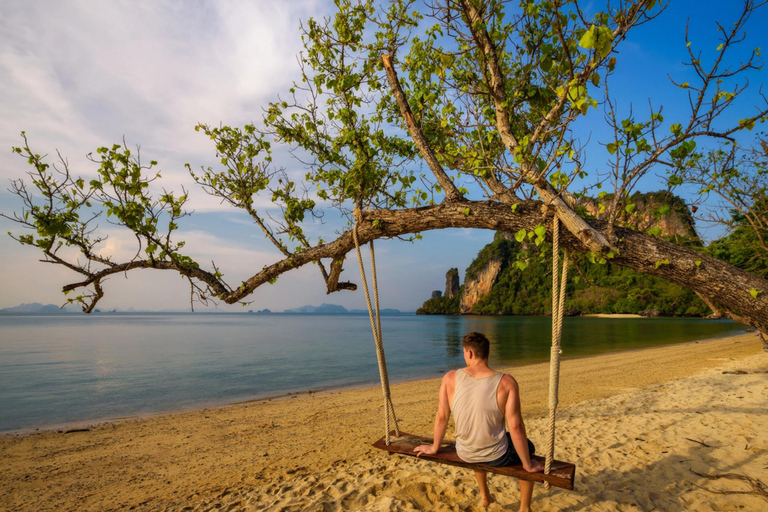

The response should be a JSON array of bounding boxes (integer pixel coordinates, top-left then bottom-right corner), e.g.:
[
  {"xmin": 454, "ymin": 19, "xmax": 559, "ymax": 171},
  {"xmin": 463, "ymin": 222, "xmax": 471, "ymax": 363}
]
[{"xmin": 691, "ymin": 471, "xmax": 768, "ymax": 501}]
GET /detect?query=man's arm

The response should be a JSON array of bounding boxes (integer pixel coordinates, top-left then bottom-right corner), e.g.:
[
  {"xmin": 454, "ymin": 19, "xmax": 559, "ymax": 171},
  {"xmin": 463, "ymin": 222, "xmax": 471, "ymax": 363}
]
[
  {"xmin": 414, "ymin": 371, "xmax": 453, "ymax": 456},
  {"xmin": 503, "ymin": 375, "xmax": 543, "ymax": 473}
]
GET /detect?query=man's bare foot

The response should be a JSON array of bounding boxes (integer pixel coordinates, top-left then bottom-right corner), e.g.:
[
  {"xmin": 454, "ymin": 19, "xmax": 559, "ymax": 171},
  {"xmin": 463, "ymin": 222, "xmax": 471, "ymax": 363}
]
[
  {"xmin": 481, "ymin": 494, "xmax": 495, "ymax": 507},
  {"xmin": 517, "ymin": 508, "xmax": 532, "ymax": 512}
]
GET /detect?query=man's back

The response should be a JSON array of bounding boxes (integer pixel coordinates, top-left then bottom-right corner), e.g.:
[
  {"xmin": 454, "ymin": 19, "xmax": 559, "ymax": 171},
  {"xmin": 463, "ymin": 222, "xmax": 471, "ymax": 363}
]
[
  {"xmin": 443, "ymin": 368, "xmax": 518, "ymax": 419},
  {"xmin": 452, "ymin": 369, "xmax": 507, "ymax": 462}
]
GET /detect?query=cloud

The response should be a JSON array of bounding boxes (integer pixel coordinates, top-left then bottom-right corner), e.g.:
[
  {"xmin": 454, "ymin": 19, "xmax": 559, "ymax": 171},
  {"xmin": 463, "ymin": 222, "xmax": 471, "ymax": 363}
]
[
  {"xmin": 0, "ymin": 1, "xmax": 496, "ymax": 313},
  {"xmin": 0, "ymin": 0, "xmax": 328, "ymax": 194}
]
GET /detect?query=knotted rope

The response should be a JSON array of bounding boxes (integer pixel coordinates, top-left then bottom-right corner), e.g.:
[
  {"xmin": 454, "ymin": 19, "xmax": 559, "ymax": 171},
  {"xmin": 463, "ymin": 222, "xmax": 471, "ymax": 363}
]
[
  {"xmin": 352, "ymin": 208, "xmax": 400, "ymax": 445},
  {"xmin": 544, "ymin": 216, "xmax": 569, "ymax": 488}
]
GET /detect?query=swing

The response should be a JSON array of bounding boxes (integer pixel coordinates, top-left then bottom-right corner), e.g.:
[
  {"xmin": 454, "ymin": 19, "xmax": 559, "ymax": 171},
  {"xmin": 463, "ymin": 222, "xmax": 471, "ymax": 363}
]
[{"xmin": 354, "ymin": 210, "xmax": 576, "ymax": 491}]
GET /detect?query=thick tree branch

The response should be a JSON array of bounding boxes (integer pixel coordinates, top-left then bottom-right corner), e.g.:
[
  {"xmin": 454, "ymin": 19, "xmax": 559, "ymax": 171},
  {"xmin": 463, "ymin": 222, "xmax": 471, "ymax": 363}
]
[
  {"xmin": 61, "ymin": 260, "xmax": 230, "ymax": 300},
  {"xmin": 381, "ymin": 53, "xmax": 464, "ymax": 202},
  {"xmin": 186, "ymin": 200, "xmax": 768, "ymax": 333},
  {"xmin": 325, "ymin": 254, "xmax": 357, "ymax": 293}
]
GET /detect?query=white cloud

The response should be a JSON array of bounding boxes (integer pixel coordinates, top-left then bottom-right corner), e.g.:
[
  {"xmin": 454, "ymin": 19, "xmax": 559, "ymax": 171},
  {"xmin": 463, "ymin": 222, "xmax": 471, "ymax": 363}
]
[
  {"xmin": 0, "ymin": 1, "xmax": 499, "ymax": 313},
  {"xmin": 0, "ymin": 0, "xmax": 328, "ymax": 190}
]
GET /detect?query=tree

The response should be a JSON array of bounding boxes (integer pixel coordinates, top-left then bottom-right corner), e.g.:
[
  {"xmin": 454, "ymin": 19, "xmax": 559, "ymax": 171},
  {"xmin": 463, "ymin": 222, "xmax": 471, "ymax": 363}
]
[
  {"xmin": 683, "ymin": 135, "xmax": 768, "ymax": 279},
  {"xmin": 4, "ymin": 0, "xmax": 768, "ymax": 333}
]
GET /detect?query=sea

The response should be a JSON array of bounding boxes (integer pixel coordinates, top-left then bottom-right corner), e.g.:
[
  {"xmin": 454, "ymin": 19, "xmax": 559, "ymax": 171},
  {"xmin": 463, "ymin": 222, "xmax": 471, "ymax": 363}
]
[{"xmin": 0, "ymin": 313, "xmax": 747, "ymax": 433}]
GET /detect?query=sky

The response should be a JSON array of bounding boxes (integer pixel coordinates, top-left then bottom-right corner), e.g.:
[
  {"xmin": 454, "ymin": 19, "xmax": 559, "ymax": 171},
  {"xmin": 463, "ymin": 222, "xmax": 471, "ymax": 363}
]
[{"xmin": 0, "ymin": 0, "xmax": 766, "ymax": 313}]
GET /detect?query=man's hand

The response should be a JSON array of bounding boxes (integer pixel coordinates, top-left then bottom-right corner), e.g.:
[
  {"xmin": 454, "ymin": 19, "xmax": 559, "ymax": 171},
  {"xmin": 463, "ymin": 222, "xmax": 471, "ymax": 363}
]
[
  {"xmin": 524, "ymin": 458, "xmax": 544, "ymax": 473},
  {"xmin": 413, "ymin": 444, "xmax": 438, "ymax": 457}
]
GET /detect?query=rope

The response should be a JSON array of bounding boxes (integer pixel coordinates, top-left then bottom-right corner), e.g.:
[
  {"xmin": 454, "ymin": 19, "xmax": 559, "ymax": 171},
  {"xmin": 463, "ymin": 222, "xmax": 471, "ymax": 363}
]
[
  {"xmin": 544, "ymin": 216, "xmax": 569, "ymax": 488},
  {"xmin": 352, "ymin": 209, "xmax": 400, "ymax": 445}
]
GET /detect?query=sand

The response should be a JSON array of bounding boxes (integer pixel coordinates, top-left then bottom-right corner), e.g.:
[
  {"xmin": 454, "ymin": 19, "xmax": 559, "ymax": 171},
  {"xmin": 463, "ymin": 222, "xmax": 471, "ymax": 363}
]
[
  {"xmin": 582, "ymin": 314, "xmax": 644, "ymax": 319},
  {"xmin": 1, "ymin": 333, "xmax": 766, "ymax": 511}
]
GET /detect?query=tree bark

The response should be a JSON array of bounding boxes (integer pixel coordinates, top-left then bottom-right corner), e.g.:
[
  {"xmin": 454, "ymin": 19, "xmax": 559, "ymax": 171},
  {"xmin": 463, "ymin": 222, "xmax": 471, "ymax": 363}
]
[{"xmin": 381, "ymin": 53, "xmax": 464, "ymax": 203}]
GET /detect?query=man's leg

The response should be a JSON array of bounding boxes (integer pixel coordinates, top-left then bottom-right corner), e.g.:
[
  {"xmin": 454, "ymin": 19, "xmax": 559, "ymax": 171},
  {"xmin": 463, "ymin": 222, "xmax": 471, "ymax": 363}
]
[
  {"xmin": 473, "ymin": 470, "xmax": 494, "ymax": 507},
  {"xmin": 518, "ymin": 478, "xmax": 534, "ymax": 512}
]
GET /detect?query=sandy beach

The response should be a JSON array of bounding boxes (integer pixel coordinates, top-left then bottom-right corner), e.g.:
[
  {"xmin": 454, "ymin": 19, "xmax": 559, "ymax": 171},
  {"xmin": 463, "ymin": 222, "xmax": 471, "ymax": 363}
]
[
  {"xmin": 1, "ymin": 333, "xmax": 766, "ymax": 511},
  {"xmin": 582, "ymin": 314, "xmax": 644, "ymax": 319}
]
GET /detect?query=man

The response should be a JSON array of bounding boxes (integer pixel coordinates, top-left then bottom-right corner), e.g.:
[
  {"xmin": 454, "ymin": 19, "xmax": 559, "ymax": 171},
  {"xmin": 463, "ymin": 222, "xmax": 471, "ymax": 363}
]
[{"xmin": 414, "ymin": 332, "xmax": 543, "ymax": 510}]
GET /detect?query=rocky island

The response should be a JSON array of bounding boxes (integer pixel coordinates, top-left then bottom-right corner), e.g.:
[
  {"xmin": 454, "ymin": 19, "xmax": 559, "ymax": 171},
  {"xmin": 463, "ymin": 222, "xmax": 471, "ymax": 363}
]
[{"xmin": 418, "ymin": 192, "xmax": 712, "ymax": 317}]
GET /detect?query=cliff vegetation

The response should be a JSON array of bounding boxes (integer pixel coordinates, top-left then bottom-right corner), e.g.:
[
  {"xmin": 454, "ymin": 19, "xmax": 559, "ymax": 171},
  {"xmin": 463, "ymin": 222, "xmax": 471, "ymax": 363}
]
[{"xmin": 418, "ymin": 192, "xmax": 740, "ymax": 317}]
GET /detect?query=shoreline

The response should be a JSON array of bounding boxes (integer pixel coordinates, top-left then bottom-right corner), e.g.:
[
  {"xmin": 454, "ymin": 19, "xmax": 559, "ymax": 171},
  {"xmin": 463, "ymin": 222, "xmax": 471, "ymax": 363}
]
[
  {"xmin": 582, "ymin": 313, "xmax": 644, "ymax": 318},
  {"xmin": 0, "ymin": 327, "xmax": 748, "ymax": 438},
  {"xmin": 1, "ymin": 333, "xmax": 764, "ymax": 511},
  {"xmin": 1, "ymin": 327, "xmax": 750, "ymax": 438}
]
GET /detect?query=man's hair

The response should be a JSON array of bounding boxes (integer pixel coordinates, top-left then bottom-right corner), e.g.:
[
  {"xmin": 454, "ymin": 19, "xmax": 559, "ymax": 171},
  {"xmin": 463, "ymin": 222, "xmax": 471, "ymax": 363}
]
[{"xmin": 462, "ymin": 332, "xmax": 490, "ymax": 360}]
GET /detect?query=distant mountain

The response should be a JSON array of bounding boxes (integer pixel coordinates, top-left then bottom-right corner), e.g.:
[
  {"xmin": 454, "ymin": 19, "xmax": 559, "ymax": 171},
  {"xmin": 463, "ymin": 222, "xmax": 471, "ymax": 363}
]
[
  {"xmin": 282, "ymin": 304, "xmax": 407, "ymax": 314},
  {"xmin": 283, "ymin": 303, "xmax": 349, "ymax": 314},
  {"xmin": 0, "ymin": 302, "xmax": 80, "ymax": 315}
]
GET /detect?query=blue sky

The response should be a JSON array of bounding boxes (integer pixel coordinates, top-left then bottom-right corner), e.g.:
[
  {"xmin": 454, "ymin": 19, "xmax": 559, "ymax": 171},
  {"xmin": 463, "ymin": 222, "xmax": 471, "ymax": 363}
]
[{"xmin": 0, "ymin": 1, "xmax": 765, "ymax": 312}]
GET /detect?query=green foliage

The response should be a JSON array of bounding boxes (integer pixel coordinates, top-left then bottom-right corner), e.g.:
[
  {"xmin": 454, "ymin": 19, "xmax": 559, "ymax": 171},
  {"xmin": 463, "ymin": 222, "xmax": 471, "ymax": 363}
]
[
  {"xmin": 706, "ymin": 196, "xmax": 768, "ymax": 280},
  {"xmin": 468, "ymin": 237, "xmax": 708, "ymax": 316},
  {"xmin": 578, "ymin": 24, "xmax": 614, "ymax": 59},
  {"xmin": 423, "ymin": 222, "xmax": 710, "ymax": 317},
  {"xmin": 416, "ymin": 292, "xmax": 460, "ymax": 315},
  {"xmin": 8, "ymin": 135, "xmax": 194, "ymax": 268},
  {"xmin": 597, "ymin": 190, "xmax": 700, "ymax": 245},
  {"xmin": 262, "ymin": 0, "xmax": 419, "ymax": 209}
]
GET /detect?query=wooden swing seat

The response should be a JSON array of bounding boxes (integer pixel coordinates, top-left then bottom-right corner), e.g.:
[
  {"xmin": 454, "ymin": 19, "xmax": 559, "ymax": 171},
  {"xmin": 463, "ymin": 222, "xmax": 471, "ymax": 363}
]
[{"xmin": 372, "ymin": 432, "xmax": 576, "ymax": 490}]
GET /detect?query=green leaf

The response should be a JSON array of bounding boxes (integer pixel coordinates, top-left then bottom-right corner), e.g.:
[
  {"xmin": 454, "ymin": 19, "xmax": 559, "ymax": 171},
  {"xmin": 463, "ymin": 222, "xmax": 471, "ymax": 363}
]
[
  {"xmin": 625, "ymin": 203, "xmax": 636, "ymax": 213},
  {"xmin": 607, "ymin": 141, "xmax": 623, "ymax": 155},
  {"xmin": 579, "ymin": 26, "xmax": 597, "ymax": 50},
  {"xmin": 514, "ymin": 229, "xmax": 526, "ymax": 243},
  {"xmin": 578, "ymin": 25, "xmax": 613, "ymax": 58},
  {"xmin": 695, "ymin": 260, "xmax": 701, "ymax": 267},
  {"xmin": 739, "ymin": 118, "xmax": 755, "ymax": 130},
  {"xmin": 462, "ymin": 207, "xmax": 471, "ymax": 216},
  {"xmin": 654, "ymin": 258, "xmax": 670, "ymax": 268},
  {"xmin": 534, "ymin": 225, "xmax": 547, "ymax": 240},
  {"xmin": 749, "ymin": 289, "xmax": 762, "ymax": 299},
  {"xmin": 667, "ymin": 174, "xmax": 683, "ymax": 187},
  {"xmin": 648, "ymin": 226, "xmax": 662, "ymax": 237}
]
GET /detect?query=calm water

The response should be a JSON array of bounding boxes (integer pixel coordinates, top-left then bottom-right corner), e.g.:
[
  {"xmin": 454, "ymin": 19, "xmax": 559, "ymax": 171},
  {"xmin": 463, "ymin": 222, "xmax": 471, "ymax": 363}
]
[{"xmin": 0, "ymin": 313, "xmax": 745, "ymax": 433}]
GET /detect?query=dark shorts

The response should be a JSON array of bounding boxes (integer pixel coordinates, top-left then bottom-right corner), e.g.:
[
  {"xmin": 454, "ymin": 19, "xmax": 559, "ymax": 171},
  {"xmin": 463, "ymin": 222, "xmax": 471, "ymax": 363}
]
[{"xmin": 483, "ymin": 432, "xmax": 536, "ymax": 467}]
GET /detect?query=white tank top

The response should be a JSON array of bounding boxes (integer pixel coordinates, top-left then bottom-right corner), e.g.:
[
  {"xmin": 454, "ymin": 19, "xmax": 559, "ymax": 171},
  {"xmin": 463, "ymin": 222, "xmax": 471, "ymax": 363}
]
[{"xmin": 451, "ymin": 369, "xmax": 507, "ymax": 462}]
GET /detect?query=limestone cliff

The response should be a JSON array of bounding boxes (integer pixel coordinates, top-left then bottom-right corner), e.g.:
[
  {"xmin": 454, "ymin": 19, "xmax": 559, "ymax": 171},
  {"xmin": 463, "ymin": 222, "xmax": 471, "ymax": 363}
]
[
  {"xmin": 445, "ymin": 268, "xmax": 460, "ymax": 299},
  {"xmin": 460, "ymin": 257, "xmax": 502, "ymax": 314},
  {"xmin": 579, "ymin": 191, "xmax": 698, "ymax": 241}
]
